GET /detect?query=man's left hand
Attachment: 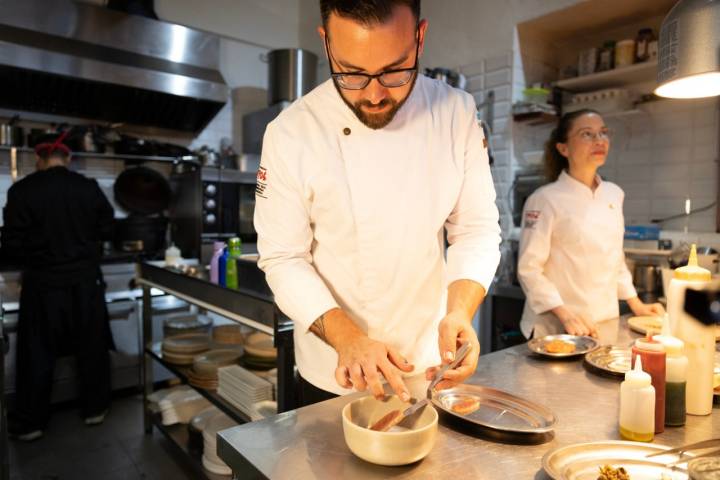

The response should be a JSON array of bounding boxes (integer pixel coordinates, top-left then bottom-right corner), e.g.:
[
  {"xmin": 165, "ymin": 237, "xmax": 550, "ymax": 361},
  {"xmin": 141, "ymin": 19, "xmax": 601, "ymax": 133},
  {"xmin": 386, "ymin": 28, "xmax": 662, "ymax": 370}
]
[{"xmin": 425, "ymin": 311, "xmax": 480, "ymax": 391}]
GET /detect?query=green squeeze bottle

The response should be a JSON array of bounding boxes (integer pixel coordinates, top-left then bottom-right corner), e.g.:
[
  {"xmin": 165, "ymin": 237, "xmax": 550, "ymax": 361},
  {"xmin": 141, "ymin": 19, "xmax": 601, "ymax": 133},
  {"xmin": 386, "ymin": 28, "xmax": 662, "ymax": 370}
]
[{"xmin": 224, "ymin": 237, "xmax": 242, "ymax": 290}]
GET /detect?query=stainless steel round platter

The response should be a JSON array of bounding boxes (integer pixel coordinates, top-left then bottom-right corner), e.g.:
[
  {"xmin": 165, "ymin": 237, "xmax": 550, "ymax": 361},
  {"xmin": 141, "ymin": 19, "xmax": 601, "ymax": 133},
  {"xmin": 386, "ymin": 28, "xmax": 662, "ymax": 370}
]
[
  {"xmin": 542, "ymin": 441, "xmax": 690, "ymax": 480},
  {"xmin": 431, "ymin": 384, "xmax": 556, "ymax": 434},
  {"xmin": 527, "ymin": 334, "xmax": 599, "ymax": 358},
  {"xmin": 584, "ymin": 345, "xmax": 632, "ymax": 378}
]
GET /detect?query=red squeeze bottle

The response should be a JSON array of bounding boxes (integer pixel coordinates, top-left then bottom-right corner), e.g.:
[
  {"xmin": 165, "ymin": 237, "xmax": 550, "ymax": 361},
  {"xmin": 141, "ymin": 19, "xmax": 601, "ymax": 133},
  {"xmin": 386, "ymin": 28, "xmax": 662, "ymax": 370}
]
[{"xmin": 631, "ymin": 335, "xmax": 666, "ymax": 434}]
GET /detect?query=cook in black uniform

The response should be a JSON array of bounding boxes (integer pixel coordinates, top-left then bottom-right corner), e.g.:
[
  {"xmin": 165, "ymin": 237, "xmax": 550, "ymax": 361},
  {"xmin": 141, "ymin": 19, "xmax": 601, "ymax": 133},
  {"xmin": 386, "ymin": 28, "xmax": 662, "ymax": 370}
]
[{"xmin": 1, "ymin": 135, "xmax": 115, "ymax": 441}]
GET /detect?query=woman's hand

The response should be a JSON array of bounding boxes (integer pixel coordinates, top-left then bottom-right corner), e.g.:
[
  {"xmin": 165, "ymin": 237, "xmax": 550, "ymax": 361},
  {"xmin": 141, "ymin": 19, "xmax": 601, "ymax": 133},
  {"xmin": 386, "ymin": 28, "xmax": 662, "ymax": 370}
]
[
  {"xmin": 551, "ymin": 305, "xmax": 598, "ymax": 337},
  {"xmin": 626, "ymin": 296, "xmax": 665, "ymax": 317}
]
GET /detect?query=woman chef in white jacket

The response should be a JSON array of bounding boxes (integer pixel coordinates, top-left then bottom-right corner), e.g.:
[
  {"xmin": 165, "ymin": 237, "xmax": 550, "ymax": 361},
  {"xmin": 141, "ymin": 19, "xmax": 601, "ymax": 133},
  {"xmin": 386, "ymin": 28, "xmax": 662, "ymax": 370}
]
[{"xmin": 517, "ymin": 109, "xmax": 664, "ymax": 339}]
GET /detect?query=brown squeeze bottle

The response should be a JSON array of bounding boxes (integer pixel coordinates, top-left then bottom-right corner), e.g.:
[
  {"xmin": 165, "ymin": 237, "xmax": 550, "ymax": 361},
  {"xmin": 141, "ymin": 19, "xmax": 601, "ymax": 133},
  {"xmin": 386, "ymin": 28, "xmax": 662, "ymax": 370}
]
[{"xmin": 631, "ymin": 335, "xmax": 666, "ymax": 433}]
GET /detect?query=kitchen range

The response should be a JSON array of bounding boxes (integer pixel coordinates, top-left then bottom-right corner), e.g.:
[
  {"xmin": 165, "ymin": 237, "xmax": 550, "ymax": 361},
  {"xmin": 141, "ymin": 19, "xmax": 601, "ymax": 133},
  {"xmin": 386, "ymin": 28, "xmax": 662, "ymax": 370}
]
[{"xmin": 1, "ymin": 0, "xmax": 720, "ymax": 480}]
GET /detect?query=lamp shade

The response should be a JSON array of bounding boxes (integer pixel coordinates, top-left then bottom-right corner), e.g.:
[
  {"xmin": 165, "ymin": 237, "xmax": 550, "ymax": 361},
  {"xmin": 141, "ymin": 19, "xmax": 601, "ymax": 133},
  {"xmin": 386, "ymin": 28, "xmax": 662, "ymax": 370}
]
[{"xmin": 655, "ymin": 0, "xmax": 720, "ymax": 98}]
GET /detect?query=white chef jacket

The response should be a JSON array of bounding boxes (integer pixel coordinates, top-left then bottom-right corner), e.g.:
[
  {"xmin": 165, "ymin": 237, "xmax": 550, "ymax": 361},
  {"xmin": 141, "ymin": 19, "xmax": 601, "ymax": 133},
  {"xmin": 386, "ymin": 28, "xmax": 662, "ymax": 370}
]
[
  {"xmin": 254, "ymin": 75, "xmax": 501, "ymax": 394},
  {"xmin": 517, "ymin": 171, "xmax": 636, "ymax": 338}
]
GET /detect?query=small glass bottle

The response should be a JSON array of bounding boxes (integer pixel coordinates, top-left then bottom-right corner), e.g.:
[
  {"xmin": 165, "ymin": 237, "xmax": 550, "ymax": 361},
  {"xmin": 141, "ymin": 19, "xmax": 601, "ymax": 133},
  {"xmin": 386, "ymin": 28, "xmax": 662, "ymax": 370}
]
[{"xmin": 619, "ymin": 356, "xmax": 655, "ymax": 442}]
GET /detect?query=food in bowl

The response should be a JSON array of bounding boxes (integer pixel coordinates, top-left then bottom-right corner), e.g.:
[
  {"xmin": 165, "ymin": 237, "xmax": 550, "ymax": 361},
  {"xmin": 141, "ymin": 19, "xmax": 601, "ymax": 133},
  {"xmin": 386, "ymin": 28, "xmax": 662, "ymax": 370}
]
[
  {"xmin": 342, "ymin": 395, "xmax": 438, "ymax": 466},
  {"xmin": 545, "ymin": 339, "xmax": 577, "ymax": 354},
  {"xmin": 597, "ymin": 465, "xmax": 630, "ymax": 480}
]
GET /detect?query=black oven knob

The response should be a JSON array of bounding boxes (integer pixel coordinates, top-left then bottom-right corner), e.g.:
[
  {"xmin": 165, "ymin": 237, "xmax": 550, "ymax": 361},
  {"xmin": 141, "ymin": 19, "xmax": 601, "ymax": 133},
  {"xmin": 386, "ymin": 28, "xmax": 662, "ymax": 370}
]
[
  {"xmin": 204, "ymin": 213, "xmax": 216, "ymax": 225},
  {"xmin": 205, "ymin": 199, "xmax": 216, "ymax": 209},
  {"xmin": 205, "ymin": 184, "xmax": 217, "ymax": 197}
]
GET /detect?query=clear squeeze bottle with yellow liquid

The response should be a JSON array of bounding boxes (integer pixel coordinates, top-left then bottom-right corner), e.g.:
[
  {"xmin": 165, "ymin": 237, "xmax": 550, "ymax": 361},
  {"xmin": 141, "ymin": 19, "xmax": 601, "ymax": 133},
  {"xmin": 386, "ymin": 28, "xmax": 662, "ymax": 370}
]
[{"xmin": 619, "ymin": 356, "xmax": 655, "ymax": 442}]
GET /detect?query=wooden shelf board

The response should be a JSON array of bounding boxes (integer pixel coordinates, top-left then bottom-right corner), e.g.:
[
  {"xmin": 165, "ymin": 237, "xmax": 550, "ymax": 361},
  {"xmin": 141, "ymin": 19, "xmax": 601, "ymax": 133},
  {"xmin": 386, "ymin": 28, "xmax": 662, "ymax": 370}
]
[{"xmin": 555, "ymin": 61, "xmax": 657, "ymax": 92}]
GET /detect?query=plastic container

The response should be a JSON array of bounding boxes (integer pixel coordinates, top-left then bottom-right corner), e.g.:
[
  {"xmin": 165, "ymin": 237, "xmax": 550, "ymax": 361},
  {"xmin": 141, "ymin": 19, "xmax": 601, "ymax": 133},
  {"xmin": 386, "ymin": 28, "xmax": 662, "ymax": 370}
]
[
  {"xmin": 522, "ymin": 87, "xmax": 550, "ymax": 105},
  {"xmin": 209, "ymin": 241, "xmax": 225, "ymax": 284},
  {"xmin": 218, "ymin": 247, "xmax": 228, "ymax": 288},
  {"xmin": 619, "ymin": 356, "xmax": 655, "ymax": 442},
  {"xmin": 165, "ymin": 244, "xmax": 181, "ymax": 267},
  {"xmin": 224, "ymin": 237, "xmax": 243, "ymax": 290},
  {"xmin": 632, "ymin": 337, "xmax": 665, "ymax": 433},
  {"xmin": 668, "ymin": 244, "xmax": 713, "ymax": 415},
  {"xmin": 614, "ymin": 39, "xmax": 636, "ymax": 68},
  {"xmin": 654, "ymin": 315, "xmax": 688, "ymax": 426}
]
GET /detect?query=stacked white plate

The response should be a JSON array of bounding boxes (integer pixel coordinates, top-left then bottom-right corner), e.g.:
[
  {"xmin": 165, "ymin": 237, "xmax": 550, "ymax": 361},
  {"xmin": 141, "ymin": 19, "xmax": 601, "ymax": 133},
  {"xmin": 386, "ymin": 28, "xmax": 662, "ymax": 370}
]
[
  {"xmin": 217, "ymin": 365, "xmax": 273, "ymax": 420},
  {"xmin": 202, "ymin": 412, "xmax": 236, "ymax": 476},
  {"xmin": 147, "ymin": 385, "xmax": 211, "ymax": 425}
]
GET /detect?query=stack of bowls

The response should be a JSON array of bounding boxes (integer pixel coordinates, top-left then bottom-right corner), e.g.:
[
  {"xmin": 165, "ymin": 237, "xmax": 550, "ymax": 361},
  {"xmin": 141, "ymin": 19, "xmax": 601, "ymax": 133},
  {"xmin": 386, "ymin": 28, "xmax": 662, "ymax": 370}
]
[
  {"xmin": 201, "ymin": 412, "xmax": 236, "ymax": 475},
  {"xmin": 240, "ymin": 331, "xmax": 277, "ymax": 371},
  {"xmin": 212, "ymin": 324, "xmax": 245, "ymax": 349},
  {"xmin": 187, "ymin": 349, "xmax": 243, "ymax": 390},
  {"xmin": 161, "ymin": 333, "xmax": 211, "ymax": 365}
]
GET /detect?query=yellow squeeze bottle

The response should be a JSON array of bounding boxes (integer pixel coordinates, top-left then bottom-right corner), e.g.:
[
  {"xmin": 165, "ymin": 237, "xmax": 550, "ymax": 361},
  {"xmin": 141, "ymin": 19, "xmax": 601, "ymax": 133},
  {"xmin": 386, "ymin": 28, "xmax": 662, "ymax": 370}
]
[{"xmin": 619, "ymin": 356, "xmax": 655, "ymax": 442}]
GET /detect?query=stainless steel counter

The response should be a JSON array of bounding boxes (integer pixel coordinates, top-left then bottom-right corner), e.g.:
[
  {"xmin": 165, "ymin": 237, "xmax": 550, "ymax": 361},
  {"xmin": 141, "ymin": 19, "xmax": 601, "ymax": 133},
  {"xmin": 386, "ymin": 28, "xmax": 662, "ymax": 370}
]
[{"xmin": 217, "ymin": 317, "xmax": 720, "ymax": 479}]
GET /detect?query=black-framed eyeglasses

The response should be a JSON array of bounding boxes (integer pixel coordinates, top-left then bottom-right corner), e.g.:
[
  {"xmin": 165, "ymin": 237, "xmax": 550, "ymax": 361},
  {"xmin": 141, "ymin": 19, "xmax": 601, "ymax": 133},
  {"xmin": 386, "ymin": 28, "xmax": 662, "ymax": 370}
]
[{"xmin": 324, "ymin": 27, "xmax": 420, "ymax": 90}]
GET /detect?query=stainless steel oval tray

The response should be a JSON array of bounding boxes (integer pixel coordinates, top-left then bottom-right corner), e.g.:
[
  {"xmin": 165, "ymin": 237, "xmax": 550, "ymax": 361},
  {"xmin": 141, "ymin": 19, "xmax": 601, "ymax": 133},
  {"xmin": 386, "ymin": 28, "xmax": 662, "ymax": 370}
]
[
  {"xmin": 528, "ymin": 334, "xmax": 599, "ymax": 358},
  {"xmin": 584, "ymin": 345, "xmax": 632, "ymax": 378},
  {"xmin": 542, "ymin": 440, "xmax": 690, "ymax": 480},
  {"xmin": 431, "ymin": 384, "xmax": 556, "ymax": 434}
]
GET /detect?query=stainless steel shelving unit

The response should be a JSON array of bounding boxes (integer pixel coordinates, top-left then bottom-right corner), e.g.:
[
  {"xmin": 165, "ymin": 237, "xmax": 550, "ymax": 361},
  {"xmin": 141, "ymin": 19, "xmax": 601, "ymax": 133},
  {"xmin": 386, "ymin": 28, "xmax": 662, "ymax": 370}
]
[{"xmin": 136, "ymin": 262, "xmax": 295, "ymax": 477}]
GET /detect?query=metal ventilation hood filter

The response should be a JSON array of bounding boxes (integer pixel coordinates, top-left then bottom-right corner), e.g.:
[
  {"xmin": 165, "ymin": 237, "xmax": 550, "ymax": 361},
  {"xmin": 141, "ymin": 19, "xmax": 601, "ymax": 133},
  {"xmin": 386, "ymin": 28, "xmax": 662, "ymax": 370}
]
[{"xmin": 0, "ymin": 0, "xmax": 229, "ymax": 132}]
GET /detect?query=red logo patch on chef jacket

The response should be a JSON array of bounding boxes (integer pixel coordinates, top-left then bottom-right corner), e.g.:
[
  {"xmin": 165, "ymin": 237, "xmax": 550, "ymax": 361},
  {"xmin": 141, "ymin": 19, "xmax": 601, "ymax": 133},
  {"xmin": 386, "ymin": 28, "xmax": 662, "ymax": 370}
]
[
  {"xmin": 256, "ymin": 166, "xmax": 268, "ymax": 199},
  {"xmin": 524, "ymin": 210, "xmax": 540, "ymax": 229}
]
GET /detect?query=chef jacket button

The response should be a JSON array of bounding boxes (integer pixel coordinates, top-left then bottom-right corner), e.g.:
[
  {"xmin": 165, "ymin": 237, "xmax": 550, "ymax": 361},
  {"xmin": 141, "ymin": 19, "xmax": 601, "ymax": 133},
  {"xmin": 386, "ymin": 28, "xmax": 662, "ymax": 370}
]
[{"xmin": 343, "ymin": 127, "xmax": 351, "ymax": 136}]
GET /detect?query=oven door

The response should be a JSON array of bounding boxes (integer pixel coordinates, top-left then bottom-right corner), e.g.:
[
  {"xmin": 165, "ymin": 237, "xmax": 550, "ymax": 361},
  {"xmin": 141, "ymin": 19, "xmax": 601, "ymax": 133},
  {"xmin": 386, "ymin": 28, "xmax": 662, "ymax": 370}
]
[{"xmin": 238, "ymin": 183, "xmax": 257, "ymax": 243}]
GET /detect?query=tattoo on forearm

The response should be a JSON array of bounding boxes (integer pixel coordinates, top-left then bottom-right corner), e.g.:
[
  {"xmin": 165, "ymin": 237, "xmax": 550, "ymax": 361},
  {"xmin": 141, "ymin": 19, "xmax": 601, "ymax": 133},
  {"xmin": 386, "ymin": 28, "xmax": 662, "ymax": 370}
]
[{"xmin": 310, "ymin": 314, "xmax": 328, "ymax": 343}]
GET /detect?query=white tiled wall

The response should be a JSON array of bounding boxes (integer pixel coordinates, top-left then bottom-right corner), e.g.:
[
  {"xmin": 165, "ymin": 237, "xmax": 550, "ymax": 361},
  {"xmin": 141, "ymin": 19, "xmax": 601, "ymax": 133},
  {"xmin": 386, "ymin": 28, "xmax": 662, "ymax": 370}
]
[{"xmin": 599, "ymin": 98, "xmax": 719, "ymax": 233}]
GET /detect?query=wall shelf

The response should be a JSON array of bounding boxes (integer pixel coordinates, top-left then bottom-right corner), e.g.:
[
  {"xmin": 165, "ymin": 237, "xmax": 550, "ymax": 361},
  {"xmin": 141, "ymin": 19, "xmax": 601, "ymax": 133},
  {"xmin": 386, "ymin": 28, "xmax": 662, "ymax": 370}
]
[
  {"xmin": 555, "ymin": 61, "xmax": 658, "ymax": 93},
  {"xmin": 0, "ymin": 145, "xmax": 198, "ymax": 164}
]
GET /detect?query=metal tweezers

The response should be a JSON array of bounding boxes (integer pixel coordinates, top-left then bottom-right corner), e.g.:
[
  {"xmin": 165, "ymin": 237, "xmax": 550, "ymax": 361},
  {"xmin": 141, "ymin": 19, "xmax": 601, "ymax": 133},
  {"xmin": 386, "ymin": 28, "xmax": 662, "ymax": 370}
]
[{"xmin": 646, "ymin": 438, "xmax": 720, "ymax": 466}]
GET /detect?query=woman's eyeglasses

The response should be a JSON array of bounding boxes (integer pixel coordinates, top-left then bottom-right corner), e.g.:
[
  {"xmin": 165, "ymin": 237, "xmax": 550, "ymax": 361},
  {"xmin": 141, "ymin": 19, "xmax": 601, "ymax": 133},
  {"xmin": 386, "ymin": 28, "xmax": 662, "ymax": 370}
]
[
  {"xmin": 324, "ymin": 28, "xmax": 419, "ymax": 90},
  {"xmin": 573, "ymin": 129, "xmax": 612, "ymax": 142}
]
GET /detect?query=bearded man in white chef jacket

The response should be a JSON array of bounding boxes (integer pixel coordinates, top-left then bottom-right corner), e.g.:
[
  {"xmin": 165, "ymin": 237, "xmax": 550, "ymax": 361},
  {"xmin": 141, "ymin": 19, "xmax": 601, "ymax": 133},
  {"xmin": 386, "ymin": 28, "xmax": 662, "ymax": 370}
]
[{"xmin": 254, "ymin": 0, "xmax": 501, "ymax": 406}]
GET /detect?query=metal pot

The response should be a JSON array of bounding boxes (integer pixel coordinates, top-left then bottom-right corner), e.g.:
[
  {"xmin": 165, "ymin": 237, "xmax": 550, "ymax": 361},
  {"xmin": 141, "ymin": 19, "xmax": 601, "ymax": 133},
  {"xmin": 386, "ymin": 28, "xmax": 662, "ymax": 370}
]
[
  {"xmin": 0, "ymin": 115, "xmax": 24, "ymax": 146},
  {"xmin": 266, "ymin": 49, "xmax": 318, "ymax": 105},
  {"xmin": 633, "ymin": 264, "xmax": 662, "ymax": 294}
]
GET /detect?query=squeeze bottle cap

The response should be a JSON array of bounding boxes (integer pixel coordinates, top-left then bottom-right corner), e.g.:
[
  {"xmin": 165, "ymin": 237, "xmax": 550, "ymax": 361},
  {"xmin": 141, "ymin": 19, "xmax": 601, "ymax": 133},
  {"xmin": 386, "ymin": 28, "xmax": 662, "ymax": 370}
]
[
  {"xmin": 625, "ymin": 355, "xmax": 651, "ymax": 385},
  {"xmin": 654, "ymin": 314, "xmax": 685, "ymax": 355},
  {"xmin": 673, "ymin": 244, "xmax": 711, "ymax": 281}
]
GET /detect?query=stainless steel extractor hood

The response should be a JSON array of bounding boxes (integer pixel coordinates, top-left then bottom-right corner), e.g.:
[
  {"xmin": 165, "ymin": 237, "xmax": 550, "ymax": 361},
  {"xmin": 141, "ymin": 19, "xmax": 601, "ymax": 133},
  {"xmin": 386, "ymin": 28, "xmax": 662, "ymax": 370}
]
[{"xmin": 0, "ymin": 0, "xmax": 229, "ymax": 132}]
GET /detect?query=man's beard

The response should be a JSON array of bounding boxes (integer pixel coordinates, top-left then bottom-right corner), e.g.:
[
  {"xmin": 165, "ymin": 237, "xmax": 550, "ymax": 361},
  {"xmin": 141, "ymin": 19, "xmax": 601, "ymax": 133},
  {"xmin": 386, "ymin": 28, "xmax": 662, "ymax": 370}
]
[{"xmin": 334, "ymin": 74, "xmax": 417, "ymax": 130}]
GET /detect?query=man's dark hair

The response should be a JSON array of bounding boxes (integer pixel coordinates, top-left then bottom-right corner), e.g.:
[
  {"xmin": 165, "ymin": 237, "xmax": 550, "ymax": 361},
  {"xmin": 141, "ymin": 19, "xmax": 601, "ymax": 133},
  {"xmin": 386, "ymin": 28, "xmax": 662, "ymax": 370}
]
[{"xmin": 320, "ymin": 0, "xmax": 420, "ymax": 27}]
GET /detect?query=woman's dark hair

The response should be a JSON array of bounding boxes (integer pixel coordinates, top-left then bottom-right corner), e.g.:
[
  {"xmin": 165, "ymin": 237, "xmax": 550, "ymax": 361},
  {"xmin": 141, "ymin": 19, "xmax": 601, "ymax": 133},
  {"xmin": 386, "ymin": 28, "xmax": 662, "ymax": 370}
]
[
  {"xmin": 320, "ymin": 0, "xmax": 420, "ymax": 27},
  {"xmin": 544, "ymin": 108, "xmax": 599, "ymax": 182}
]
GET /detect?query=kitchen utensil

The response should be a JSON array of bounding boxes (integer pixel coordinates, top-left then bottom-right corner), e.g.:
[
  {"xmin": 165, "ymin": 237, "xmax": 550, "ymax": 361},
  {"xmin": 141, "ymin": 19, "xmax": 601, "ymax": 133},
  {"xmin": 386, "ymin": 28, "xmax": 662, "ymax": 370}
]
[
  {"xmin": 0, "ymin": 115, "xmax": 23, "ymax": 146},
  {"xmin": 342, "ymin": 394, "xmax": 438, "ymax": 466},
  {"xmin": 584, "ymin": 345, "xmax": 632, "ymax": 378},
  {"xmin": 645, "ymin": 438, "xmax": 720, "ymax": 459},
  {"xmin": 370, "ymin": 342, "xmax": 471, "ymax": 432},
  {"xmin": 542, "ymin": 441, "xmax": 692, "ymax": 479},
  {"xmin": 431, "ymin": 384, "xmax": 556, "ymax": 435},
  {"xmin": 527, "ymin": 334, "xmax": 599, "ymax": 358}
]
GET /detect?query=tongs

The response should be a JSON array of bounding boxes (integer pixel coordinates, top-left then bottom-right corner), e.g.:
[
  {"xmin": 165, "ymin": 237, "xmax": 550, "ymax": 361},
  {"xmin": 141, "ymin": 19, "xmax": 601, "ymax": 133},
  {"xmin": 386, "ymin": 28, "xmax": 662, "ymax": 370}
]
[{"xmin": 645, "ymin": 438, "xmax": 720, "ymax": 466}]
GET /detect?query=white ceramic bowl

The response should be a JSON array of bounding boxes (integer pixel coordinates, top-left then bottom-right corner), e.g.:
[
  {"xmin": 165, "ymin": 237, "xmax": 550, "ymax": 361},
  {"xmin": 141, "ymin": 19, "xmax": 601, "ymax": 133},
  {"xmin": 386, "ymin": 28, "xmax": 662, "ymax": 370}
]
[{"xmin": 341, "ymin": 395, "xmax": 438, "ymax": 466}]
